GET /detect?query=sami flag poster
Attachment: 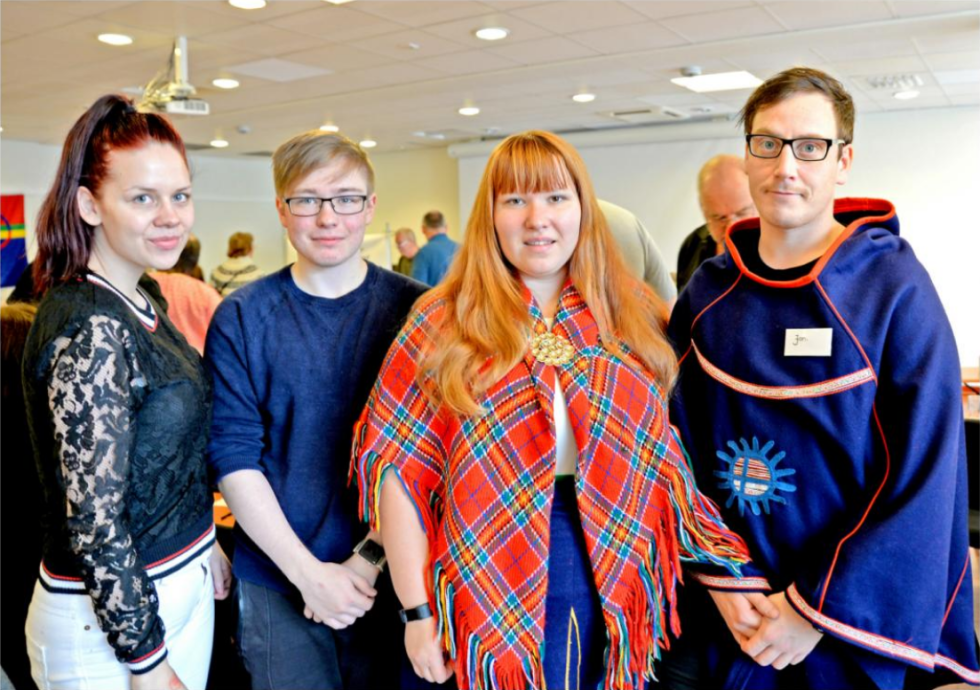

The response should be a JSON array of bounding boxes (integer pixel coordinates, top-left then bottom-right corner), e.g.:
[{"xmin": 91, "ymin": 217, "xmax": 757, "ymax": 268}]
[{"xmin": 1, "ymin": 194, "xmax": 28, "ymax": 287}]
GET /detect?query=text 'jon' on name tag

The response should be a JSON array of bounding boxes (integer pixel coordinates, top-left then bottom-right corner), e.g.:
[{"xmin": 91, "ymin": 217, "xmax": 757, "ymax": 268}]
[{"xmin": 784, "ymin": 328, "xmax": 833, "ymax": 357}]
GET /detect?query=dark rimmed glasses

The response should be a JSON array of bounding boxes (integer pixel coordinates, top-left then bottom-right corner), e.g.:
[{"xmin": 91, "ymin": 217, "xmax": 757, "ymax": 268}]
[
  {"xmin": 746, "ymin": 135, "xmax": 847, "ymax": 162},
  {"xmin": 283, "ymin": 195, "xmax": 368, "ymax": 216}
]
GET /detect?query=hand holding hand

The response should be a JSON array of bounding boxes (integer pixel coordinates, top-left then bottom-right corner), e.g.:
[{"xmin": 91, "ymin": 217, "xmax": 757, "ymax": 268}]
[
  {"xmin": 742, "ymin": 591, "xmax": 823, "ymax": 670},
  {"xmin": 296, "ymin": 559, "xmax": 376, "ymax": 629},
  {"xmin": 708, "ymin": 589, "xmax": 780, "ymax": 645}
]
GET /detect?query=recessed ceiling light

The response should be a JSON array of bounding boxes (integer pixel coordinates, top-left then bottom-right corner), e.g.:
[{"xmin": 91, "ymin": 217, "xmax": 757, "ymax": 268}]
[
  {"xmin": 324, "ymin": 0, "xmax": 355, "ymax": 4},
  {"xmin": 229, "ymin": 0, "xmax": 266, "ymax": 8},
  {"xmin": 360, "ymin": 139, "xmax": 377, "ymax": 148},
  {"xmin": 210, "ymin": 138, "xmax": 230, "ymax": 148},
  {"xmin": 572, "ymin": 93, "xmax": 596, "ymax": 103},
  {"xmin": 320, "ymin": 124, "xmax": 340, "ymax": 132},
  {"xmin": 458, "ymin": 106, "xmax": 480, "ymax": 116},
  {"xmin": 671, "ymin": 70, "xmax": 762, "ymax": 93},
  {"xmin": 212, "ymin": 78, "xmax": 240, "ymax": 89},
  {"xmin": 894, "ymin": 89, "xmax": 920, "ymax": 100},
  {"xmin": 98, "ymin": 33, "xmax": 133, "ymax": 46},
  {"xmin": 475, "ymin": 27, "xmax": 509, "ymax": 41}
]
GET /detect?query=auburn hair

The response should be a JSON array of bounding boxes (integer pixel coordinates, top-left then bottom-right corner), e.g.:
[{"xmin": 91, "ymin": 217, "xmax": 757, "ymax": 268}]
[
  {"xmin": 418, "ymin": 130, "xmax": 676, "ymax": 416},
  {"xmin": 33, "ymin": 94, "xmax": 188, "ymax": 295}
]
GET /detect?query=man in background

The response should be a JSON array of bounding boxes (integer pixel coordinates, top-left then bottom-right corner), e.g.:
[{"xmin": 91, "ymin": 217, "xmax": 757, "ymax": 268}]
[
  {"xmin": 676, "ymin": 155, "xmax": 756, "ymax": 292},
  {"xmin": 392, "ymin": 227, "xmax": 418, "ymax": 277},
  {"xmin": 411, "ymin": 210, "xmax": 458, "ymax": 286}
]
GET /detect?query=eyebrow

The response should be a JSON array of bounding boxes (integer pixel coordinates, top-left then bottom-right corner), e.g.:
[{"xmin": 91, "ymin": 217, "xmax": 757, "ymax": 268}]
[
  {"xmin": 125, "ymin": 185, "xmax": 192, "ymax": 193},
  {"xmin": 752, "ymin": 129, "xmax": 833, "ymax": 139},
  {"xmin": 290, "ymin": 187, "xmax": 365, "ymax": 195}
]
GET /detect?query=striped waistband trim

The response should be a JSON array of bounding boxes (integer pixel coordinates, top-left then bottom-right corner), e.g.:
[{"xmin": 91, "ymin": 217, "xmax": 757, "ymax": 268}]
[{"xmin": 40, "ymin": 525, "xmax": 215, "ymax": 594}]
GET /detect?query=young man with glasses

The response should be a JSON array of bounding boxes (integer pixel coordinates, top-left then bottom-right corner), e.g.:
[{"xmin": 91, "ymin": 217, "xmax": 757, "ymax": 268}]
[
  {"xmin": 668, "ymin": 67, "xmax": 978, "ymax": 689},
  {"xmin": 204, "ymin": 131, "xmax": 427, "ymax": 689}
]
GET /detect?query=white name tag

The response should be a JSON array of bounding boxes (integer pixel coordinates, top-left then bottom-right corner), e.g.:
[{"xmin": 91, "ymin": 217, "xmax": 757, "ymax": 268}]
[{"xmin": 784, "ymin": 328, "xmax": 833, "ymax": 357}]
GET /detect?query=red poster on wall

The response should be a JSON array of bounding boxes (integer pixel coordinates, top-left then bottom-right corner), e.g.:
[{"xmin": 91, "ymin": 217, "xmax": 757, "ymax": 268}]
[{"xmin": 1, "ymin": 194, "xmax": 28, "ymax": 287}]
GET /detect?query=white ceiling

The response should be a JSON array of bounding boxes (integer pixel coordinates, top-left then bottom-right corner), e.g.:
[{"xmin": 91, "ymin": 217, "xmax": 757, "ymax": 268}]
[{"xmin": 2, "ymin": 0, "xmax": 978, "ymax": 155}]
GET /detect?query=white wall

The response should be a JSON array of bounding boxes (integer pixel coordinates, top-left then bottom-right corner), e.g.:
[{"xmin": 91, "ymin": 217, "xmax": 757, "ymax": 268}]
[{"xmin": 455, "ymin": 106, "xmax": 980, "ymax": 366}]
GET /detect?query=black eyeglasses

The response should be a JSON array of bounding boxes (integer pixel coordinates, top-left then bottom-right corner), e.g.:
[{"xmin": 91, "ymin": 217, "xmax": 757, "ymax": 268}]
[
  {"xmin": 283, "ymin": 195, "xmax": 368, "ymax": 216},
  {"xmin": 746, "ymin": 135, "xmax": 847, "ymax": 162}
]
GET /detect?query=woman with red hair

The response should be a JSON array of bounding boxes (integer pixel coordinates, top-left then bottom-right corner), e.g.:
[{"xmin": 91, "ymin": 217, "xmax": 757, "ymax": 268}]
[
  {"xmin": 354, "ymin": 131, "xmax": 752, "ymax": 690},
  {"xmin": 22, "ymin": 94, "xmax": 230, "ymax": 690}
]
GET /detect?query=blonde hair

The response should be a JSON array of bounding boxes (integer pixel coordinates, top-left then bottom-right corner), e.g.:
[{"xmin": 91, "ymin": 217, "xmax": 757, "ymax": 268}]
[
  {"xmin": 418, "ymin": 130, "xmax": 676, "ymax": 416},
  {"xmin": 227, "ymin": 232, "xmax": 253, "ymax": 258},
  {"xmin": 272, "ymin": 131, "xmax": 375, "ymax": 198}
]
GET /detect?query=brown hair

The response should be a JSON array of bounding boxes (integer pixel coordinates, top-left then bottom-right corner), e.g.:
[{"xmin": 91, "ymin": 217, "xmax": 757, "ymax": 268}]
[
  {"xmin": 739, "ymin": 67, "xmax": 855, "ymax": 144},
  {"xmin": 422, "ymin": 210, "xmax": 446, "ymax": 230},
  {"xmin": 272, "ymin": 131, "xmax": 374, "ymax": 198},
  {"xmin": 418, "ymin": 130, "xmax": 676, "ymax": 416},
  {"xmin": 33, "ymin": 94, "xmax": 188, "ymax": 296},
  {"xmin": 1, "ymin": 302, "xmax": 37, "ymax": 399},
  {"xmin": 227, "ymin": 232, "xmax": 253, "ymax": 258}
]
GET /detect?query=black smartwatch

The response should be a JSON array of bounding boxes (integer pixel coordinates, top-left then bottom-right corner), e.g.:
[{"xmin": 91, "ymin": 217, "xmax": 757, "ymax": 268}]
[
  {"xmin": 399, "ymin": 603, "xmax": 433, "ymax": 624},
  {"xmin": 353, "ymin": 536, "xmax": 386, "ymax": 571}
]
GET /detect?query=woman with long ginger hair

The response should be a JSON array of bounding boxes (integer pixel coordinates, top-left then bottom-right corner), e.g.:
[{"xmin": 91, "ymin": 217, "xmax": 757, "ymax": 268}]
[{"xmin": 353, "ymin": 131, "xmax": 751, "ymax": 690}]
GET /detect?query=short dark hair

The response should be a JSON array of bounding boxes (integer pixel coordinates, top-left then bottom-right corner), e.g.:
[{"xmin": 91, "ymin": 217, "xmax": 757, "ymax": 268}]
[
  {"xmin": 740, "ymin": 67, "xmax": 855, "ymax": 144},
  {"xmin": 34, "ymin": 94, "xmax": 188, "ymax": 295},
  {"xmin": 422, "ymin": 210, "xmax": 446, "ymax": 230}
]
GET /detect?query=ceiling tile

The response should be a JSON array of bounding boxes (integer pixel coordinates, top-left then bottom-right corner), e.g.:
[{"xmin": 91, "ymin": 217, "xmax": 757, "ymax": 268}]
[
  {"xmin": 226, "ymin": 58, "xmax": 333, "ymax": 82},
  {"xmin": 887, "ymin": 1, "xmax": 980, "ymax": 18},
  {"xmin": 280, "ymin": 43, "xmax": 395, "ymax": 72},
  {"xmin": 762, "ymin": 2, "xmax": 893, "ymax": 31},
  {"xmin": 625, "ymin": 1, "xmax": 756, "ymax": 21},
  {"xmin": 812, "ymin": 37, "xmax": 918, "ymax": 62},
  {"xmin": 0, "ymin": 1, "xmax": 79, "ymax": 34},
  {"xmin": 567, "ymin": 22, "xmax": 688, "ymax": 54},
  {"xmin": 421, "ymin": 14, "xmax": 554, "ymax": 47},
  {"xmin": 353, "ymin": 2, "xmax": 493, "ymax": 27},
  {"xmin": 511, "ymin": 1, "xmax": 650, "ymax": 34},
  {"xmin": 830, "ymin": 55, "xmax": 929, "ymax": 77},
  {"xmin": 924, "ymin": 50, "xmax": 980, "ymax": 71},
  {"xmin": 354, "ymin": 29, "xmax": 471, "ymax": 60},
  {"xmin": 914, "ymin": 28, "xmax": 980, "ymax": 54},
  {"xmin": 660, "ymin": 6, "xmax": 787, "ymax": 43},
  {"xmin": 198, "ymin": 23, "xmax": 328, "ymax": 57},
  {"xmin": 269, "ymin": 5, "xmax": 408, "ymax": 42},
  {"xmin": 723, "ymin": 49, "xmax": 828, "ymax": 73},
  {"xmin": 415, "ymin": 49, "xmax": 521, "ymax": 75},
  {"xmin": 487, "ymin": 35, "xmax": 599, "ymax": 65},
  {"xmin": 95, "ymin": 2, "xmax": 251, "ymax": 37}
]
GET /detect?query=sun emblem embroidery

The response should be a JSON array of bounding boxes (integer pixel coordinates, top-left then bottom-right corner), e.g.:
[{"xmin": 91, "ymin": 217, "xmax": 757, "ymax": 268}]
[{"xmin": 715, "ymin": 437, "xmax": 797, "ymax": 516}]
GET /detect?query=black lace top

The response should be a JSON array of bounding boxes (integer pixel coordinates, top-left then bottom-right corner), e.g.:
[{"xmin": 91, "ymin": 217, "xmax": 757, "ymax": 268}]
[{"xmin": 23, "ymin": 273, "xmax": 213, "ymax": 667}]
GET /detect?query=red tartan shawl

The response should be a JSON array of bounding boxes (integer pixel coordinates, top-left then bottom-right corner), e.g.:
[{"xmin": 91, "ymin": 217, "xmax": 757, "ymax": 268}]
[{"xmin": 352, "ymin": 283, "xmax": 749, "ymax": 690}]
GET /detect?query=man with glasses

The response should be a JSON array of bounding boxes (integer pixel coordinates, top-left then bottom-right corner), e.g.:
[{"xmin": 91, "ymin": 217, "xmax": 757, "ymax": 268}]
[
  {"xmin": 393, "ymin": 227, "xmax": 419, "ymax": 277},
  {"xmin": 676, "ymin": 154, "xmax": 756, "ymax": 293},
  {"xmin": 205, "ymin": 131, "xmax": 427, "ymax": 689},
  {"xmin": 668, "ymin": 67, "xmax": 978, "ymax": 689}
]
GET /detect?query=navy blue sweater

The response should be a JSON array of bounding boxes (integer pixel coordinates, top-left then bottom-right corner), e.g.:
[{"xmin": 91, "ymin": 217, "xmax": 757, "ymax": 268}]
[{"xmin": 205, "ymin": 263, "xmax": 427, "ymax": 593}]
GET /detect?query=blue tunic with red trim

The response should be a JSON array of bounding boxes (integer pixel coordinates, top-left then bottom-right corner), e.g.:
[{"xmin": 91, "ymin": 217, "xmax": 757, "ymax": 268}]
[{"xmin": 669, "ymin": 198, "xmax": 979, "ymax": 688}]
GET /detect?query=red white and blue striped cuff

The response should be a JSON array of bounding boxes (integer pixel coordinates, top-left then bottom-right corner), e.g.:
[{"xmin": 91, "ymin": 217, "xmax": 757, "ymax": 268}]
[{"xmin": 126, "ymin": 641, "xmax": 168, "ymax": 675}]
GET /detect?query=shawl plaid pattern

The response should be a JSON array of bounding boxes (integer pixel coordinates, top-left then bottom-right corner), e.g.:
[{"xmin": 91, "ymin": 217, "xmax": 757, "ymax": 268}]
[{"xmin": 352, "ymin": 283, "xmax": 749, "ymax": 690}]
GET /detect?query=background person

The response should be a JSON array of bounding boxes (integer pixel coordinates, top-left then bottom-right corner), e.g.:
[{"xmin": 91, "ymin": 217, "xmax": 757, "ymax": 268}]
[{"xmin": 211, "ymin": 232, "xmax": 264, "ymax": 296}]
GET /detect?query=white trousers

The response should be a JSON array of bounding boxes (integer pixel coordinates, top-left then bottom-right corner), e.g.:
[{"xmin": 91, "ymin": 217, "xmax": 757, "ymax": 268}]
[{"xmin": 25, "ymin": 547, "xmax": 215, "ymax": 690}]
